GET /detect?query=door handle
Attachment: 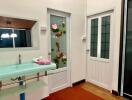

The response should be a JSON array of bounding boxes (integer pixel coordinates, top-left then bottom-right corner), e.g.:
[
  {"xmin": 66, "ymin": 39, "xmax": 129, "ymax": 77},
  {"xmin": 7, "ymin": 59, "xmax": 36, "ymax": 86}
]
[{"xmin": 86, "ymin": 49, "xmax": 90, "ymax": 52}]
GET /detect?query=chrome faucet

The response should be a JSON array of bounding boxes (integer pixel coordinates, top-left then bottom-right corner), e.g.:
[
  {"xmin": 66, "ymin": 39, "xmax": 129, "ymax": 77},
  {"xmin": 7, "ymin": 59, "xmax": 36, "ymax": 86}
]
[{"xmin": 18, "ymin": 54, "xmax": 22, "ymax": 64}]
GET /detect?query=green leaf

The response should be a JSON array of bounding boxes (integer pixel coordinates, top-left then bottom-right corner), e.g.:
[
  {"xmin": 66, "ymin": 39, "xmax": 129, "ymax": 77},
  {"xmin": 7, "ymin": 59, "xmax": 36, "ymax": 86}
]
[{"xmin": 51, "ymin": 28, "xmax": 59, "ymax": 33}]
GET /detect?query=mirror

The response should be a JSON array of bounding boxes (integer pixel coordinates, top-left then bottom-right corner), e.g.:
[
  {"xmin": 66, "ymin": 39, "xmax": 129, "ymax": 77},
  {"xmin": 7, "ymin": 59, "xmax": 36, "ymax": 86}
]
[{"xmin": 0, "ymin": 16, "xmax": 39, "ymax": 50}]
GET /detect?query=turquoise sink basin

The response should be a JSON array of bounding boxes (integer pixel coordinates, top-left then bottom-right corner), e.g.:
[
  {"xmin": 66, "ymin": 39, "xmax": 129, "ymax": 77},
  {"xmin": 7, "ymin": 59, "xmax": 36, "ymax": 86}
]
[{"xmin": 0, "ymin": 63, "xmax": 56, "ymax": 81}]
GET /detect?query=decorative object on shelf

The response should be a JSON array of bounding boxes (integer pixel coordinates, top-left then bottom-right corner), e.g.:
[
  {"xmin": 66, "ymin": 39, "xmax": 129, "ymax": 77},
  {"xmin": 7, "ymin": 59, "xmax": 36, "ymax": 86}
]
[{"xmin": 32, "ymin": 56, "xmax": 51, "ymax": 65}]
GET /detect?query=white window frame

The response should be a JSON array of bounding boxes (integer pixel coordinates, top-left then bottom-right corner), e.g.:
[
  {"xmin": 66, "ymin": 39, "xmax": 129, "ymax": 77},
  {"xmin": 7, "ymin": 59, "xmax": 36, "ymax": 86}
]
[{"xmin": 87, "ymin": 11, "xmax": 113, "ymax": 62}]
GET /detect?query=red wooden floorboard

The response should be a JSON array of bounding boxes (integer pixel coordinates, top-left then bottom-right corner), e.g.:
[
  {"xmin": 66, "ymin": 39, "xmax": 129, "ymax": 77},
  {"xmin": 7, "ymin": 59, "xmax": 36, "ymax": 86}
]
[{"xmin": 43, "ymin": 86, "xmax": 104, "ymax": 100}]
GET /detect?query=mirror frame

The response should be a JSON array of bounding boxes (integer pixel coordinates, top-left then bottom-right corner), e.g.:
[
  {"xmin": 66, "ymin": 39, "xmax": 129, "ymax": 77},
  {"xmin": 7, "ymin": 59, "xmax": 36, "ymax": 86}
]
[{"xmin": 0, "ymin": 15, "xmax": 40, "ymax": 52}]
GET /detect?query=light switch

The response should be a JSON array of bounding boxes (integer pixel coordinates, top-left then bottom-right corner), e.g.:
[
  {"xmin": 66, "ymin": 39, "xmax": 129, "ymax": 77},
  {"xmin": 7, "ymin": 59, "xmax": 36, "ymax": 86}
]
[{"xmin": 81, "ymin": 34, "xmax": 86, "ymax": 41}]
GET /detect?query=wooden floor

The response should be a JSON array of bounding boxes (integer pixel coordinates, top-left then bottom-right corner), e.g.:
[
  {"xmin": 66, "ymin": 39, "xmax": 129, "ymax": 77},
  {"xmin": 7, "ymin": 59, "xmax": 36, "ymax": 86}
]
[{"xmin": 80, "ymin": 82, "xmax": 125, "ymax": 100}]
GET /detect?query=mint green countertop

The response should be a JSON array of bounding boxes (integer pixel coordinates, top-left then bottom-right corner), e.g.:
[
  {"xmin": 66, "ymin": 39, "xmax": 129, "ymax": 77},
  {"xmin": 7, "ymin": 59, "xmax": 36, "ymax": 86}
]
[{"xmin": 0, "ymin": 63, "xmax": 56, "ymax": 81}]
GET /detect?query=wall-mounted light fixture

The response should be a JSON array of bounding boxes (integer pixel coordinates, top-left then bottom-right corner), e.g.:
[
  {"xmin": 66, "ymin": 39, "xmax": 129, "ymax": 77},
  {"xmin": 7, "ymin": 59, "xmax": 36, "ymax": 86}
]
[{"xmin": 1, "ymin": 33, "xmax": 10, "ymax": 38}]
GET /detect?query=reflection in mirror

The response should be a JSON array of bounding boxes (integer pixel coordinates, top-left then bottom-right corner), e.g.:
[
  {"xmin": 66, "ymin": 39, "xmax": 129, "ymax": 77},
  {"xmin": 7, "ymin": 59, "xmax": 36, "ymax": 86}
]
[
  {"xmin": 0, "ymin": 28, "xmax": 32, "ymax": 48},
  {"xmin": 0, "ymin": 16, "xmax": 37, "ymax": 48}
]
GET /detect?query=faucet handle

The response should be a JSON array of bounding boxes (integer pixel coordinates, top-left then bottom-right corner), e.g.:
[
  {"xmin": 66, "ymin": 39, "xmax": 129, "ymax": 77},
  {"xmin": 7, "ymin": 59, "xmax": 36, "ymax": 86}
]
[
  {"xmin": 18, "ymin": 54, "xmax": 22, "ymax": 64},
  {"xmin": 19, "ymin": 54, "xmax": 21, "ymax": 57}
]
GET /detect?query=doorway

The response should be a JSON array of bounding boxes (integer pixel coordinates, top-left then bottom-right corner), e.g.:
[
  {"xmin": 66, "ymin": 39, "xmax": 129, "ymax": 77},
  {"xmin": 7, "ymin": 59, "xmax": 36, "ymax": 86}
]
[
  {"xmin": 47, "ymin": 9, "xmax": 71, "ymax": 93},
  {"xmin": 86, "ymin": 10, "xmax": 114, "ymax": 90}
]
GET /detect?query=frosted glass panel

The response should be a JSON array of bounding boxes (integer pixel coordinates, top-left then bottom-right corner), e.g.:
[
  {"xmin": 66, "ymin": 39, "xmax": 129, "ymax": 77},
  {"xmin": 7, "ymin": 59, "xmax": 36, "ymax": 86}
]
[
  {"xmin": 90, "ymin": 18, "xmax": 98, "ymax": 57},
  {"xmin": 50, "ymin": 15, "xmax": 67, "ymax": 68},
  {"xmin": 101, "ymin": 16, "xmax": 110, "ymax": 59}
]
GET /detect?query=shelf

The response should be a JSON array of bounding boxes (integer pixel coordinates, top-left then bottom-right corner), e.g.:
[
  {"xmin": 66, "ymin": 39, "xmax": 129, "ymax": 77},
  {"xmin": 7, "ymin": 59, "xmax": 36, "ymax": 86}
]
[{"xmin": 0, "ymin": 80, "xmax": 45, "ymax": 99}]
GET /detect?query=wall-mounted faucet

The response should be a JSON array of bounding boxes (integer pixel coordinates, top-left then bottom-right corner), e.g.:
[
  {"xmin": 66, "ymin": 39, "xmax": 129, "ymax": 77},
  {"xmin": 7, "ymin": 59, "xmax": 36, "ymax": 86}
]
[{"xmin": 18, "ymin": 54, "xmax": 22, "ymax": 64}]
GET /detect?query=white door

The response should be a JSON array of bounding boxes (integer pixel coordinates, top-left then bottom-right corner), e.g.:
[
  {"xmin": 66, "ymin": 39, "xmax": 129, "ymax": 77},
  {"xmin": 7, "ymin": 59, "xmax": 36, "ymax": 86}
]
[
  {"xmin": 86, "ymin": 11, "xmax": 114, "ymax": 90},
  {"xmin": 47, "ymin": 9, "xmax": 71, "ymax": 93}
]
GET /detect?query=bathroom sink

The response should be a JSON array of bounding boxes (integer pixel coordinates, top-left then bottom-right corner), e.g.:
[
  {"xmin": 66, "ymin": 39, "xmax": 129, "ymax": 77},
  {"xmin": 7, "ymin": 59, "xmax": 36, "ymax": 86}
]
[
  {"xmin": 15, "ymin": 63, "xmax": 38, "ymax": 69},
  {"xmin": 0, "ymin": 63, "xmax": 56, "ymax": 81}
]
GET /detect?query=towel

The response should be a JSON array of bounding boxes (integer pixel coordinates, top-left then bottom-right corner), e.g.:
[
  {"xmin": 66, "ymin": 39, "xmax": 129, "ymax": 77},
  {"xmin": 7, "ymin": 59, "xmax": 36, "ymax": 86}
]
[{"xmin": 35, "ymin": 59, "xmax": 51, "ymax": 65}]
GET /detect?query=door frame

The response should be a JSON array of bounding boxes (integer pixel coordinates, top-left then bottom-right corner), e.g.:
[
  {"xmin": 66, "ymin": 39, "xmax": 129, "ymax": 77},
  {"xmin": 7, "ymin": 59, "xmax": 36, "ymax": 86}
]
[
  {"xmin": 86, "ymin": 10, "xmax": 114, "ymax": 62},
  {"xmin": 86, "ymin": 10, "xmax": 114, "ymax": 91},
  {"xmin": 47, "ymin": 8, "xmax": 72, "ymax": 90},
  {"xmin": 119, "ymin": 0, "xmax": 131, "ymax": 97}
]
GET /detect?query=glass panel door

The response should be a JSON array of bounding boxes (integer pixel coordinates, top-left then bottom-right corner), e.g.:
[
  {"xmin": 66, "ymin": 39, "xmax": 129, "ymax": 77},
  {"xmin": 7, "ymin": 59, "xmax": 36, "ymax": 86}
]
[
  {"xmin": 90, "ymin": 18, "xmax": 98, "ymax": 57},
  {"xmin": 101, "ymin": 16, "xmax": 110, "ymax": 59},
  {"xmin": 87, "ymin": 11, "xmax": 113, "ymax": 91},
  {"xmin": 50, "ymin": 15, "xmax": 67, "ymax": 69}
]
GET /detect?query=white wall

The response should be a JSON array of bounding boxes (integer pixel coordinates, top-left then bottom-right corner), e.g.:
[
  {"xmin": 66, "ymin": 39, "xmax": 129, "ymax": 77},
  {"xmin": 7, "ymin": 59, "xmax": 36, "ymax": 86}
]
[
  {"xmin": 0, "ymin": 0, "xmax": 86, "ymax": 84},
  {"xmin": 0, "ymin": 0, "xmax": 87, "ymax": 99},
  {"xmin": 0, "ymin": 0, "xmax": 122, "ymax": 94},
  {"xmin": 86, "ymin": 0, "xmax": 122, "ymax": 91}
]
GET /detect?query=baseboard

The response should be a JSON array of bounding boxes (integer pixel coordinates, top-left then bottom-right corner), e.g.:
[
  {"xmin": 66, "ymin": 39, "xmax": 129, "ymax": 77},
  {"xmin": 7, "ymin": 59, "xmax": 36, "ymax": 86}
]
[
  {"xmin": 112, "ymin": 90, "xmax": 119, "ymax": 96},
  {"xmin": 72, "ymin": 79, "xmax": 86, "ymax": 86},
  {"xmin": 87, "ymin": 79, "xmax": 110, "ymax": 91},
  {"xmin": 50, "ymin": 83, "xmax": 69, "ymax": 93},
  {"xmin": 123, "ymin": 93, "xmax": 132, "ymax": 99}
]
